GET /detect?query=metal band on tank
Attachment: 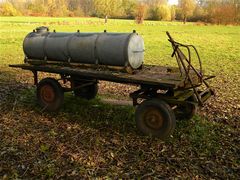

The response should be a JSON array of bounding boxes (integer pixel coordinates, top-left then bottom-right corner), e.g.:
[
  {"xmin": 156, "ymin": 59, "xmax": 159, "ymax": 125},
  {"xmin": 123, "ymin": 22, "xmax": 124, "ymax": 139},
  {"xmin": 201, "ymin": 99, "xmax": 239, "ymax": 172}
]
[
  {"xmin": 66, "ymin": 33, "xmax": 76, "ymax": 63},
  {"xmin": 94, "ymin": 33, "xmax": 103, "ymax": 65},
  {"xmin": 43, "ymin": 32, "xmax": 50, "ymax": 61}
]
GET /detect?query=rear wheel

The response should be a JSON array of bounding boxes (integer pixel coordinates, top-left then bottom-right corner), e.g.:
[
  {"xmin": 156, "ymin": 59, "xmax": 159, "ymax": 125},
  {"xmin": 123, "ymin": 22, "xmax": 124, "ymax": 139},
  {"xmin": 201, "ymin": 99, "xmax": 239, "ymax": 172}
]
[
  {"xmin": 37, "ymin": 78, "xmax": 64, "ymax": 111},
  {"xmin": 135, "ymin": 99, "xmax": 176, "ymax": 139},
  {"xmin": 72, "ymin": 80, "xmax": 98, "ymax": 100}
]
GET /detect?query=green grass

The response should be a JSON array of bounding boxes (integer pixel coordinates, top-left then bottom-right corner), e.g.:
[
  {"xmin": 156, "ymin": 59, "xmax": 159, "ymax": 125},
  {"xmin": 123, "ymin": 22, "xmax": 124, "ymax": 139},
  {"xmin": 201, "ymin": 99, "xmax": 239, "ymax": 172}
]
[{"xmin": 0, "ymin": 16, "xmax": 239, "ymax": 178}]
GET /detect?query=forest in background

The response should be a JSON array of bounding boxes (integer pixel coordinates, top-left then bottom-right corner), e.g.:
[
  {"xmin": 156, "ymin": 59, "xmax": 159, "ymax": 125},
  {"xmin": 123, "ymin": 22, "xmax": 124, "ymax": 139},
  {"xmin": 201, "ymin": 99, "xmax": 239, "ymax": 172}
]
[{"xmin": 0, "ymin": 0, "xmax": 240, "ymax": 24}]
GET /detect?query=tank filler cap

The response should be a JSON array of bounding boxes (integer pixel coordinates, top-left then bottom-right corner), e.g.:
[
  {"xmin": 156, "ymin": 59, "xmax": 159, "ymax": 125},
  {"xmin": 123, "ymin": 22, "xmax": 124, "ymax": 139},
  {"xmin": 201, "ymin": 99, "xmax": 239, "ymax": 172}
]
[{"xmin": 36, "ymin": 26, "xmax": 49, "ymax": 33}]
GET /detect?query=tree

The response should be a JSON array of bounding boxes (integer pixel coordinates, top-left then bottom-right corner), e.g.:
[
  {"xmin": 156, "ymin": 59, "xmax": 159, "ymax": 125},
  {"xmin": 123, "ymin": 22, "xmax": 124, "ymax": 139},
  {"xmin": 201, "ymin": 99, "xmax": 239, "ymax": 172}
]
[
  {"xmin": 148, "ymin": 4, "xmax": 171, "ymax": 20},
  {"xmin": 80, "ymin": 0, "xmax": 94, "ymax": 16},
  {"xmin": 135, "ymin": 3, "xmax": 146, "ymax": 24},
  {"xmin": 204, "ymin": 0, "xmax": 240, "ymax": 24},
  {"xmin": 189, "ymin": 4, "xmax": 206, "ymax": 22},
  {"xmin": 145, "ymin": 0, "xmax": 168, "ymax": 6},
  {"xmin": 1, "ymin": 0, "xmax": 239, "ymax": 24},
  {"xmin": 93, "ymin": 0, "xmax": 122, "ymax": 18},
  {"xmin": 0, "ymin": 2, "xmax": 21, "ymax": 16},
  {"xmin": 122, "ymin": 0, "xmax": 137, "ymax": 19},
  {"xmin": 179, "ymin": 0, "xmax": 196, "ymax": 24},
  {"xmin": 170, "ymin": 5, "xmax": 176, "ymax": 21},
  {"xmin": 146, "ymin": 0, "xmax": 171, "ymax": 20}
]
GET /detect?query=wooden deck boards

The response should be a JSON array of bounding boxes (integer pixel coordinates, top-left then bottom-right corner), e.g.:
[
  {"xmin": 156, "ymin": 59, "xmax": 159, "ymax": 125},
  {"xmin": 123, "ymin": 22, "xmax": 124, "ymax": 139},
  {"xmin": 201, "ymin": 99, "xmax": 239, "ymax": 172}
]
[{"xmin": 9, "ymin": 64, "xmax": 201, "ymax": 89}]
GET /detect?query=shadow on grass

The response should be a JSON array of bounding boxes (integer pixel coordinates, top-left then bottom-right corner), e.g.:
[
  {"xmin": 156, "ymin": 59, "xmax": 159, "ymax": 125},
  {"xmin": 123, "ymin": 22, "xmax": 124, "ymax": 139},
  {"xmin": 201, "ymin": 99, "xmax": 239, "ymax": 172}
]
[
  {"xmin": 19, "ymin": 89, "xmax": 136, "ymax": 136},
  {"xmin": 0, "ymin": 68, "xmax": 33, "ymax": 107},
  {"xmin": 3, "ymin": 77, "xmax": 224, "ymax": 148},
  {"xmin": 0, "ymin": 67, "xmax": 225, "ymax": 141},
  {"xmin": 0, "ymin": 67, "xmax": 136, "ymax": 136},
  {"xmin": 1, "ymin": 69, "xmax": 239, "ymax": 178}
]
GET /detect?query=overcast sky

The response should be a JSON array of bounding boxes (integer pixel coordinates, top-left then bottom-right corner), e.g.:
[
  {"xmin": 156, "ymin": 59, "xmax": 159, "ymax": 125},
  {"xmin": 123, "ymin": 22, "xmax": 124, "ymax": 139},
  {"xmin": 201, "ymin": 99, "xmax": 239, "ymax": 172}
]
[{"xmin": 168, "ymin": 0, "xmax": 178, "ymax": 5}]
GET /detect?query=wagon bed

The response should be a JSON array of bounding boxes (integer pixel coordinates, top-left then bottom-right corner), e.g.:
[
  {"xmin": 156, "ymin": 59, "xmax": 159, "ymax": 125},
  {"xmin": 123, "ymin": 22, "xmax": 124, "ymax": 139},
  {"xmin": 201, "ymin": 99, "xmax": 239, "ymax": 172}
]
[{"xmin": 9, "ymin": 63, "xmax": 201, "ymax": 90}]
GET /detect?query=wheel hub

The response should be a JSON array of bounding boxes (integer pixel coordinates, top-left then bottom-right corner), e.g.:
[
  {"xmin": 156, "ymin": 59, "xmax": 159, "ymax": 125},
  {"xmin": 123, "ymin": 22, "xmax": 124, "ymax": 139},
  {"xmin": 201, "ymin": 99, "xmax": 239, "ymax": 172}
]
[
  {"xmin": 40, "ymin": 85, "xmax": 55, "ymax": 103},
  {"xmin": 144, "ymin": 107, "xmax": 163, "ymax": 130}
]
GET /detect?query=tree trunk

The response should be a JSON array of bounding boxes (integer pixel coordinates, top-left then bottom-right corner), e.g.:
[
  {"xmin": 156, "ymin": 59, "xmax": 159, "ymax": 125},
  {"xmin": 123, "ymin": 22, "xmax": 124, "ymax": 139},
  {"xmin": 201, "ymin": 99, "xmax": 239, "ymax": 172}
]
[
  {"xmin": 105, "ymin": 15, "xmax": 108, "ymax": 24},
  {"xmin": 183, "ymin": 15, "xmax": 186, "ymax": 24}
]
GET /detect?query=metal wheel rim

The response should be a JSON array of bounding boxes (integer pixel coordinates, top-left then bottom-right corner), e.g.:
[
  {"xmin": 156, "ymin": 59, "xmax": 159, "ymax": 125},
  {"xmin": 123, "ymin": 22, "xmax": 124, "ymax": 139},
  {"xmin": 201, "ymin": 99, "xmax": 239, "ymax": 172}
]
[
  {"xmin": 143, "ymin": 107, "xmax": 164, "ymax": 130},
  {"xmin": 40, "ymin": 85, "xmax": 55, "ymax": 103}
]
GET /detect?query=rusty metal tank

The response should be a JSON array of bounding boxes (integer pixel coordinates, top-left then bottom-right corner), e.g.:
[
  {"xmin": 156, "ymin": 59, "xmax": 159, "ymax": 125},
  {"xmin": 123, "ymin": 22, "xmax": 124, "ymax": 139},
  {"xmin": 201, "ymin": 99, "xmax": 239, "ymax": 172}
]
[{"xmin": 23, "ymin": 27, "xmax": 144, "ymax": 69}]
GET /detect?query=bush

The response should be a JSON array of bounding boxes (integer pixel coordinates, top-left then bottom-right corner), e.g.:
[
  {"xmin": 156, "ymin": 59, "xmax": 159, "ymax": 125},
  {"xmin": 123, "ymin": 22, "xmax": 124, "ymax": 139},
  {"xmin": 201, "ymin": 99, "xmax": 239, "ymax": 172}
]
[
  {"xmin": 171, "ymin": 6, "xmax": 176, "ymax": 21},
  {"xmin": 135, "ymin": 4, "xmax": 146, "ymax": 24},
  {"xmin": 159, "ymin": 5, "xmax": 171, "ymax": 21},
  {"xmin": 206, "ymin": 3, "xmax": 237, "ymax": 25},
  {"xmin": 0, "ymin": 2, "xmax": 21, "ymax": 16},
  {"xmin": 148, "ymin": 4, "xmax": 171, "ymax": 21},
  {"xmin": 189, "ymin": 5, "xmax": 207, "ymax": 22}
]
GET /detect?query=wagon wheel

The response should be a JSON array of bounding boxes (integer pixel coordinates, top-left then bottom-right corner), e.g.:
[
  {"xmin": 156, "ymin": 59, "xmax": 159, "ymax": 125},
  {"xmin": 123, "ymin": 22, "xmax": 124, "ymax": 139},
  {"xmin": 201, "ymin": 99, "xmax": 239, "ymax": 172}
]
[
  {"xmin": 175, "ymin": 95, "xmax": 198, "ymax": 120},
  {"xmin": 37, "ymin": 78, "xmax": 64, "ymax": 111},
  {"xmin": 72, "ymin": 80, "xmax": 98, "ymax": 100},
  {"xmin": 135, "ymin": 99, "xmax": 176, "ymax": 139}
]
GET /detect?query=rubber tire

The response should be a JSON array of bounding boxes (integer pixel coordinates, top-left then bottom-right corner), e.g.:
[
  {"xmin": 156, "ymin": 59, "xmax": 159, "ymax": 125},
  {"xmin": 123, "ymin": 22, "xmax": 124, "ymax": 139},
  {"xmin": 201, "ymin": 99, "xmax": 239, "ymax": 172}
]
[
  {"xmin": 135, "ymin": 99, "xmax": 176, "ymax": 139},
  {"xmin": 37, "ymin": 78, "xmax": 64, "ymax": 111},
  {"xmin": 73, "ymin": 81, "xmax": 98, "ymax": 100},
  {"xmin": 175, "ymin": 95, "xmax": 198, "ymax": 120}
]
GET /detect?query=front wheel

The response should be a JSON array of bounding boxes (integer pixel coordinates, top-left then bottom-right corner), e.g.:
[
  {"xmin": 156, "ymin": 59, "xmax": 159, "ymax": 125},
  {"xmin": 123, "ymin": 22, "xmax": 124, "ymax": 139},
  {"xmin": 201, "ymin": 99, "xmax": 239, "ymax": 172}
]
[
  {"xmin": 37, "ymin": 78, "xmax": 64, "ymax": 111},
  {"xmin": 135, "ymin": 99, "xmax": 176, "ymax": 139}
]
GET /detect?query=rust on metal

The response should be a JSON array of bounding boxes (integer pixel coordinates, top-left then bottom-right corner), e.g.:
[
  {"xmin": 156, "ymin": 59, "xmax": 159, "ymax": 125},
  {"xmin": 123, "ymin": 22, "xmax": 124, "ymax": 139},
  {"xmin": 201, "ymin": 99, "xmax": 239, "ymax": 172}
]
[
  {"xmin": 40, "ymin": 84, "xmax": 55, "ymax": 103},
  {"xmin": 166, "ymin": 31, "xmax": 214, "ymax": 105},
  {"xmin": 143, "ymin": 107, "xmax": 164, "ymax": 130}
]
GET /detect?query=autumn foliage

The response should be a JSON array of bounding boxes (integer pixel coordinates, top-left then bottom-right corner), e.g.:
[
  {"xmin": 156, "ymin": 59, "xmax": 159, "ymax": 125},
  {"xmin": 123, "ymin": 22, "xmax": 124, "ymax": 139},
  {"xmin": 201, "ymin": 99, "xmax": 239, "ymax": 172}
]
[{"xmin": 0, "ymin": 0, "xmax": 239, "ymax": 24}]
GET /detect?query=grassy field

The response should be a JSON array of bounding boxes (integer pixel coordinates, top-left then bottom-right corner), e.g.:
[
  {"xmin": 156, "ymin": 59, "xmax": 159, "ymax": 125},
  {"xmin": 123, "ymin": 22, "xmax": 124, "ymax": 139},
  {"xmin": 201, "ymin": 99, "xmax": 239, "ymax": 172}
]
[{"xmin": 0, "ymin": 16, "xmax": 239, "ymax": 178}]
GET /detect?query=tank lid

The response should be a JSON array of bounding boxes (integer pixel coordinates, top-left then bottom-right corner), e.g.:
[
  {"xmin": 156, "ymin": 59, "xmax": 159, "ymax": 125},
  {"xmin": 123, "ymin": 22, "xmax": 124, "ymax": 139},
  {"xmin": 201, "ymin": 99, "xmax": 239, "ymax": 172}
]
[{"xmin": 35, "ymin": 26, "xmax": 49, "ymax": 33}]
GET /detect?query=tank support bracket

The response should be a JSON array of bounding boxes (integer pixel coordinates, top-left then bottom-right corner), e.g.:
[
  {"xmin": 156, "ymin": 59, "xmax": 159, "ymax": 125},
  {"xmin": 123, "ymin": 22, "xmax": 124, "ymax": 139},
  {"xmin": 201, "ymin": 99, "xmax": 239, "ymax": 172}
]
[{"xmin": 32, "ymin": 71, "xmax": 38, "ymax": 85}]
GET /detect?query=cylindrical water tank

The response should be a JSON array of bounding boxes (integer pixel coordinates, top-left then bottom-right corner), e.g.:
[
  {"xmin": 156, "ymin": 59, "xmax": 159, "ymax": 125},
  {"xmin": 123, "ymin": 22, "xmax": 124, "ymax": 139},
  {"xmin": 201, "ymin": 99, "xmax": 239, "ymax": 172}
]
[{"xmin": 23, "ymin": 27, "xmax": 144, "ymax": 69}]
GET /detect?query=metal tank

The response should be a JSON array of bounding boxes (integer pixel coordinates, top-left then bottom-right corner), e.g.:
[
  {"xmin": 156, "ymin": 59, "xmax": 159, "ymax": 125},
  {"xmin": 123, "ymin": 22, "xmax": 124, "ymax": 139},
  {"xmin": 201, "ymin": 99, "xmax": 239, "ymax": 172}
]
[{"xmin": 23, "ymin": 27, "xmax": 144, "ymax": 69}]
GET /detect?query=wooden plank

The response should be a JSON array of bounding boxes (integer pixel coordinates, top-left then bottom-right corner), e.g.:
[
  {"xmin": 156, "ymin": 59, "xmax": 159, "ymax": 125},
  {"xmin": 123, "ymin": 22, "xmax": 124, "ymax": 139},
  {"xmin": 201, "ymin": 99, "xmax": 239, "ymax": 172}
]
[{"xmin": 9, "ymin": 63, "xmax": 201, "ymax": 89}]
